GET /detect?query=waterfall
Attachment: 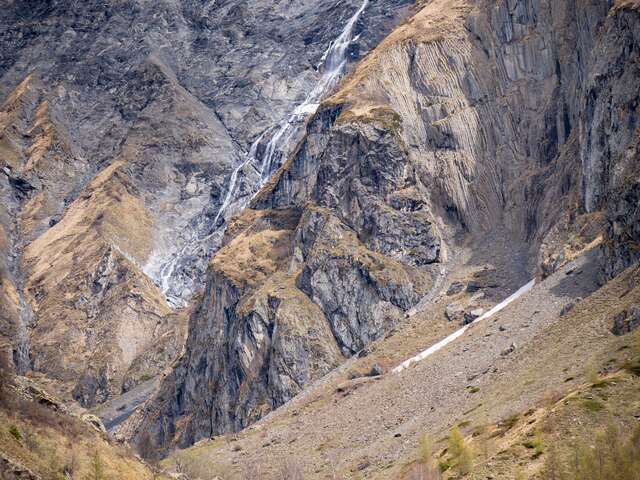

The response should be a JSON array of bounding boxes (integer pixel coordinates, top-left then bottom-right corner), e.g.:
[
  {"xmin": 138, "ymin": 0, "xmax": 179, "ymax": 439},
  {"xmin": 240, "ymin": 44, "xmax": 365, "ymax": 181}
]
[
  {"xmin": 216, "ymin": 0, "xmax": 370, "ymax": 221},
  {"xmin": 149, "ymin": 0, "xmax": 370, "ymax": 305},
  {"xmin": 13, "ymin": 296, "xmax": 33, "ymax": 375}
]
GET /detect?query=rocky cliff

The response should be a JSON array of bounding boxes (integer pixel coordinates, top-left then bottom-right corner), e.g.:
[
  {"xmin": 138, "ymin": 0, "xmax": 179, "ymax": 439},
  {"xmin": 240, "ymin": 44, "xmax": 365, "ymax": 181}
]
[
  {"xmin": 0, "ymin": 0, "xmax": 411, "ymax": 406},
  {"xmin": 133, "ymin": 0, "xmax": 640, "ymax": 454},
  {"xmin": 1, "ymin": 0, "xmax": 639, "ymax": 467}
]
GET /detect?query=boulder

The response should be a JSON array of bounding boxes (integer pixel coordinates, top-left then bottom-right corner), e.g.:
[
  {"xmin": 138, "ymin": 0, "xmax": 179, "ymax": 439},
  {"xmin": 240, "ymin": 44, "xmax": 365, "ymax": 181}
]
[
  {"xmin": 445, "ymin": 303, "xmax": 466, "ymax": 323},
  {"xmin": 446, "ymin": 282, "xmax": 465, "ymax": 296},
  {"xmin": 612, "ymin": 305, "xmax": 640, "ymax": 336},
  {"xmin": 464, "ymin": 308, "xmax": 485, "ymax": 325},
  {"xmin": 445, "ymin": 304, "xmax": 485, "ymax": 325},
  {"xmin": 81, "ymin": 413, "xmax": 107, "ymax": 434}
]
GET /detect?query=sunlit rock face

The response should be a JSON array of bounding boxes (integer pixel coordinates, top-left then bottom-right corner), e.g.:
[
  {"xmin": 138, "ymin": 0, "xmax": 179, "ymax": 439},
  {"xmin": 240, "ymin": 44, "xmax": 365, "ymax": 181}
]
[
  {"xmin": 0, "ymin": 0, "xmax": 411, "ymax": 409},
  {"xmin": 132, "ymin": 0, "xmax": 640, "ymax": 454}
]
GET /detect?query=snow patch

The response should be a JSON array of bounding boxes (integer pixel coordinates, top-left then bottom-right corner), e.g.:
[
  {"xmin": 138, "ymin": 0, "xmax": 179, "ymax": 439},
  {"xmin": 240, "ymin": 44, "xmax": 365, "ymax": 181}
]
[{"xmin": 392, "ymin": 279, "xmax": 536, "ymax": 373}]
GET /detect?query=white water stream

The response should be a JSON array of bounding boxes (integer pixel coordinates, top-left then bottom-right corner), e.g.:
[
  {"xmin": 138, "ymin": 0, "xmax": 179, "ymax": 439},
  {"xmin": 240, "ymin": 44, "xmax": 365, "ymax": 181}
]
[
  {"xmin": 214, "ymin": 0, "xmax": 369, "ymax": 222},
  {"xmin": 392, "ymin": 279, "xmax": 536, "ymax": 373},
  {"xmin": 149, "ymin": 0, "xmax": 370, "ymax": 303}
]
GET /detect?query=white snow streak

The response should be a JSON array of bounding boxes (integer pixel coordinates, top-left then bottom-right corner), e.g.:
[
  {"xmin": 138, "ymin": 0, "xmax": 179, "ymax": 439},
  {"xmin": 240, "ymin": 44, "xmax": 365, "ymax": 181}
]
[{"xmin": 392, "ymin": 279, "xmax": 536, "ymax": 373}]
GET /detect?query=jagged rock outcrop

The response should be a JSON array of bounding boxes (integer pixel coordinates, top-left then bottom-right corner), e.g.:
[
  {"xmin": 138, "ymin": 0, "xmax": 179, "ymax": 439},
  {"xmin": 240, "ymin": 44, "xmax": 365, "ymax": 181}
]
[
  {"xmin": 0, "ymin": 0, "xmax": 411, "ymax": 403},
  {"xmin": 0, "ymin": 454, "xmax": 40, "ymax": 480},
  {"xmin": 136, "ymin": 203, "xmax": 432, "ymax": 451},
  {"xmin": 612, "ymin": 304, "xmax": 640, "ymax": 335},
  {"xmin": 136, "ymin": 0, "xmax": 640, "ymax": 454}
]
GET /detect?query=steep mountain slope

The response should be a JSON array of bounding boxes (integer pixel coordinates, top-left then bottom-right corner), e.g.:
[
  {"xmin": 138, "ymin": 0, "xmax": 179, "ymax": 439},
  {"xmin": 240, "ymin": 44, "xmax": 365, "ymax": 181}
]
[
  {"xmin": 162, "ymin": 248, "xmax": 640, "ymax": 479},
  {"xmin": 1, "ymin": 0, "xmax": 640, "ymax": 477},
  {"xmin": 0, "ymin": 0, "xmax": 412, "ymax": 409},
  {"xmin": 132, "ymin": 0, "xmax": 640, "ymax": 456},
  {"xmin": 0, "ymin": 371, "xmax": 165, "ymax": 480}
]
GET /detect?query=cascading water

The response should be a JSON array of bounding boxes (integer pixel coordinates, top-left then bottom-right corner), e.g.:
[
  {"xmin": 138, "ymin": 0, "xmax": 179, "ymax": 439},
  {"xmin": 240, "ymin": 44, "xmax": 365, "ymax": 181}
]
[
  {"xmin": 13, "ymin": 297, "xmax": 33, "ymax": 375},
  {"xmin": 215, "ymin": 0, "xmax": 369, "ymax": 221},
  {"xmin": 148, "ymin": 0, "xmax": 370, "ymax": 306}
]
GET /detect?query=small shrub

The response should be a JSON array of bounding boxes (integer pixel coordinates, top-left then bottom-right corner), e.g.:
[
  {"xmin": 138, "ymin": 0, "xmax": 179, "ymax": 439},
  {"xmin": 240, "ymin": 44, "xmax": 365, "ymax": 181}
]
[
  {"xmin": 413, "ymin": 434, "xmax": 442, "ymax": 479},
  {"xmin": 624, "ymin": 359, "xmax": 640, "ymax": 377},
  {"xmin": 437, "ymin": 459, "xmax": 451, "ymax": 473},
  {"xmin": 418, "ymin": 434, "xmax": 433, "ymax": 465},
  {"xmin": 581, "ymin": 399, "xmax": 604, "ymax": 412},
  {"xmin": 447, "ymin": 425, "xmax": 474, "ymax": 475},
  {"xmin": 64, "ymin": 450, "xmax": 80, "ymax": 478},
  {"xmin": 523, "ymin": 431, "xmax": 545, "ymax": 458},
  {"xmin": 9, "ymin": 424, "xmax": 21, "ymax": 441},
  {"xmin": 86, "ymin": 450, "xmax": 105, "ymax": 480}
]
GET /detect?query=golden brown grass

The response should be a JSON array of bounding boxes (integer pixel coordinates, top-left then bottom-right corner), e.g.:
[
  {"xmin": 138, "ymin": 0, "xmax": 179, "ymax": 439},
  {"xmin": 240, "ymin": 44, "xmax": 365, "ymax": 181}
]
[{"xmin": 0, "ymin": 379, "xmax": 163, "ymax": 480}]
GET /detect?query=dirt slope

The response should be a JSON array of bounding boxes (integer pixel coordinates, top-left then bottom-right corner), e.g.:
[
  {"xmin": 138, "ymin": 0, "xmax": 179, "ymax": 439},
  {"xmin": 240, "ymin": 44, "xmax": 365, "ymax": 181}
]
[{"xmin": 162, "ymin": 242, "xmax": 640, "ymax": 479}]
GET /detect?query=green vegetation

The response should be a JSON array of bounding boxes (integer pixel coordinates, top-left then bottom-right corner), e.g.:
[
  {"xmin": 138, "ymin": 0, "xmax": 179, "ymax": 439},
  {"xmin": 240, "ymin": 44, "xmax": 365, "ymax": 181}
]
[
  {"xmin": 87, "ymin": 450, "xmax": 105, "ymax": 480},
  {"xmin": 9, "ymin": 424, "xmax": 21, "ymax": 441},
  {"xmin": 419, "ymin": 434, "xmax": 434, "ymax": 464},
  {"xmin": 445, "ymin": 425, "xmax": 474, "ymax": 475},
  {"xmin": 581, "ymin": 398, "xmax": 605, "ymax": 412},
  {"xmin": 542, "ymin": 423, "xmax": 640, "ymax": 480},
  {"xmin": 522, "ymin": 430, "xmax": 545, "ymax": 458}
]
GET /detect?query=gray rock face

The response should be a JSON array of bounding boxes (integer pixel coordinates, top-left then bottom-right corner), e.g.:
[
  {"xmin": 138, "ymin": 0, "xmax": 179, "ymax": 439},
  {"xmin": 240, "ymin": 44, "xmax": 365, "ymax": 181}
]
[
  {"xmin": 294, "ymin": 208, "xmax": 429, "ymax": 355},
  {"xmin": 0, "ymin": 0, "xmax": 412, "ymax": 401},
  {"xmin": 0, "ymin": 0, "xmax": 413, "ymax": 308},
  {"xmin": 257, "ymin": 106, "xmax": 442, "ymax": 267},
  {"xmin": 603, "ymin": 171, "xmax": 640, "ymax": 279},
  {"xmin": 135, "ymin": 201, "xmax": 432, "ymax": 452},
  {"xmin": 580, "ymin": 4, "xmax": 640, "ymax": 278},
  {"xmin": 134, "ymin": 0, "xmax": 640, "ymax": 455}
]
